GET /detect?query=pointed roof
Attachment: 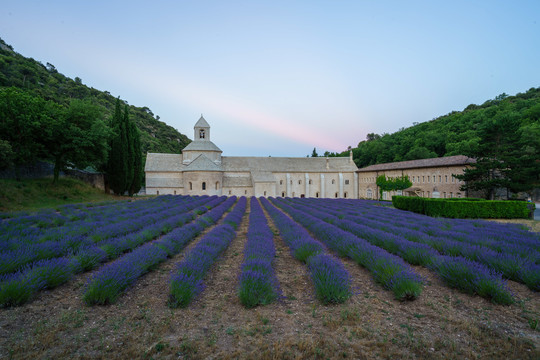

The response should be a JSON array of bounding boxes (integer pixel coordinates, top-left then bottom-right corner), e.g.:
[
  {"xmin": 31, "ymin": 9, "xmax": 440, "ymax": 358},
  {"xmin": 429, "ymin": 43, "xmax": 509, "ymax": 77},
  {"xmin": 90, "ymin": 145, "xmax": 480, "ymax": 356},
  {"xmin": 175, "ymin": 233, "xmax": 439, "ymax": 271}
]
[
  {"xmin": 183, "ymin": 154, "xmax": 223, "ymax": 172},
  {"xmin": 194, "ymin": 115, "xmax": 210, "ymax": 128}
]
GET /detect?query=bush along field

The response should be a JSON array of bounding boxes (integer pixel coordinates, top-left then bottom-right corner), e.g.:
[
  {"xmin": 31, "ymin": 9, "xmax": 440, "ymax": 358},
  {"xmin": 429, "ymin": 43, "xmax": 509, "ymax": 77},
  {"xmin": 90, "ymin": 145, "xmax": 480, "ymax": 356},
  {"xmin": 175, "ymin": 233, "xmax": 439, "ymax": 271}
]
[{"xmin": 0, "ymin": 196, "xmax": 539, "ymax": 359}]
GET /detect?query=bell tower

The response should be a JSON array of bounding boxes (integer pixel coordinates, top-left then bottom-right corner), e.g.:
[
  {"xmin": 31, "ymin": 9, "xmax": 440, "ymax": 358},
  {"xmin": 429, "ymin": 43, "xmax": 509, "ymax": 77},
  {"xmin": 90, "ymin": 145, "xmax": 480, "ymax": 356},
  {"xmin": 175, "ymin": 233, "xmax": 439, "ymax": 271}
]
[{"xmin": 194, "ymin": 115, "xmax": 210, "ymax": 141}]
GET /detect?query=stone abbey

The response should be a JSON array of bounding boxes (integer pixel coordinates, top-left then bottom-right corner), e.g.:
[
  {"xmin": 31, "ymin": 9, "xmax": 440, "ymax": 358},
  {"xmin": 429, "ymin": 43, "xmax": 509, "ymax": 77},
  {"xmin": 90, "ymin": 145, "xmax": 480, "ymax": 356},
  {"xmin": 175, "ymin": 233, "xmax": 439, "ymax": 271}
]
[{"xmin": 144, "ymin": 116, "xmax": 472, "ymax": 199}]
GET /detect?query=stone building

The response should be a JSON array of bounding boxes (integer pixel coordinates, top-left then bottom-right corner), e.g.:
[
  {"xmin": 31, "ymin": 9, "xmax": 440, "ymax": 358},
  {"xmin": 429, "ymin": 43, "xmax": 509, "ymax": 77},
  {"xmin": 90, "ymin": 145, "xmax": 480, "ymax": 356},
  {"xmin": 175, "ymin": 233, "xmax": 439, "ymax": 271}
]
[
  {"xmin": 145, "ymin": 116, "xmax": 359, "ymax": 198},
  {"xmin": 357, "ymin": 156, "xmax": 476, "ymax": 200}
]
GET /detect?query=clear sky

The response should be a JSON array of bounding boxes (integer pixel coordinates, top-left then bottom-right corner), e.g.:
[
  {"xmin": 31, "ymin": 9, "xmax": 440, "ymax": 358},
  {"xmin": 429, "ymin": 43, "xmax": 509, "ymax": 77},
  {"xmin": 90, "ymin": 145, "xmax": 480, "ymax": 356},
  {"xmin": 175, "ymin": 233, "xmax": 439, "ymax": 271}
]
[{"xmin": 1, "ymin": 1, "xmax": 539, "ymax": 157}]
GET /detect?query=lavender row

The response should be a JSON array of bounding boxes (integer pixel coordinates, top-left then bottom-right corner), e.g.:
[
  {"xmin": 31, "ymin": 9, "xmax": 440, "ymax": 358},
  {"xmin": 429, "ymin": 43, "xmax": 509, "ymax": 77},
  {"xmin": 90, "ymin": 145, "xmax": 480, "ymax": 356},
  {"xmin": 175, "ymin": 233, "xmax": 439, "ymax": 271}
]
[
  {"xmin": 0, "ymin": 195, "xmax": 191, "ymax": 250},
  {"xmin": 168, "ymin": 197, "xmax": 247, "ymax": 308},
  {"xmin": 238, "ymin": 198, "xmax": 279, "ymax": 308},
  {"xmin": 295, "ymin": 198, "xmax": 539, "ymax": 292},
  {"xmin": 0, "ymin": 196, "xmax": 216, "ymax": 275},
  {"xmin": 83, "ymin": 196, "xmax": 238, "ymax": 305},
  {"xmin": 0, "ymin": 197, "xmax": 227, "ymax": 307},
  {"xmin": 260, "ymin": 198, "xmax": 351, "ymax": 304},
  {"xmin": 325, "ymin": 198, "xmax": 540, "ymax": 256},
  {"xmin": 282, "ymin": 199, "xmax": 515, "ymax": 303},
  {"xmin": 270, "ymin": 198, "xmax": 422, "ymax": 301}
]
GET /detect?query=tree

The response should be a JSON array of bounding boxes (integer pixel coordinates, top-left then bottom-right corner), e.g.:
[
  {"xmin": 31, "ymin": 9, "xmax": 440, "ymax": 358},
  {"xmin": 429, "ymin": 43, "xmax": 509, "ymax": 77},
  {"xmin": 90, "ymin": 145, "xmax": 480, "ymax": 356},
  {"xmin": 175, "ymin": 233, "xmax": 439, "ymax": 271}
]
[
  {"xmin": 41, "ymin": 99, "xmax": 110, "ymax": 183},
  {"xmin": 107, "ymin": 98, "xmax": 129, "ymax": 195},
  {"xmin": 376, "ymin": 174, "xmax": 412, "ymax": 200},
  {"xmin": 124, "ymin": 104, "xmax": 135, "ymax": 194},
  {"xmin": 0, "ymin": 87, "xmax": 46, "ymax": 179},
  {"xmin": 311, "ymin": 148, "xmax": 318, "ymax": 157},
  {"xmin": 129, "ymin": 122, "xmax": 143, "ymax": 196},
  {"xmin": 455, "ymin": 112, "xmax": 535, "ymax": 199}
]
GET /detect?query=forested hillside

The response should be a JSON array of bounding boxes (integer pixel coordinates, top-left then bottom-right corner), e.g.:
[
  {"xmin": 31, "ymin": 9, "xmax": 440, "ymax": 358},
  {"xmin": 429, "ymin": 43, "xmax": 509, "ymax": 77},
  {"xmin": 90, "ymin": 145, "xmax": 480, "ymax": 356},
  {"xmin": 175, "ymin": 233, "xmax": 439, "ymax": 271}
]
[
  {"xmin": 0, "ymin": 38, "xmax": 191, "ymax": 157},
  {"xmin": 335, "ymin": 87, "xmax": 540, "ymax": 169}
]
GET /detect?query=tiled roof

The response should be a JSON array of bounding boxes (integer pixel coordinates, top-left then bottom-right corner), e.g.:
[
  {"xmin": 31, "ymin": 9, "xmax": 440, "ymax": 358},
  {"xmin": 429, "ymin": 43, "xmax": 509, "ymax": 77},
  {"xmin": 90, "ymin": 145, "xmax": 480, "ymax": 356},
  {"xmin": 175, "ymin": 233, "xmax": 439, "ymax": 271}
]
[
  {"xmin": 357, "ymin": 155, "xmax": 475, "ymax": 172},
  {"xmin": 182, "ymin": 140, "xmax": 222, "ymax": 152},
  {"xmin": 183, "ymin": 154, "xmax": 223, "ymax": 172},
  {"xmin": 251, "ymin": 171, "xmax": 276, "ymax": 182},
  {"xmin": 223, "ymin": 175, "xmax": 252, "ymax": 187},
  {"xmin": 222, "ymin": 156, "xmax": 358, "ymax": 172},
  {"xmin": 144, "ymin": 153, "xmax": 183, "ymax": 172},
  {"xmin": 146, "ymin": 177, "xmax": 183, "ymax": 188},
  {"xmin": 194, "ymin": 115, "xmax": 210, "ymax": 128}
]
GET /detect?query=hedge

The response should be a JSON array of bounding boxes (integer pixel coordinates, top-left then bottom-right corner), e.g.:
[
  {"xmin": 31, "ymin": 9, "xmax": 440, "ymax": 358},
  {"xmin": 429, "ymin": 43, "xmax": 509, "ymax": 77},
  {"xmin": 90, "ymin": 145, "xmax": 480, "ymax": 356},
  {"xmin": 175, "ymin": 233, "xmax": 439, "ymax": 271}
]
[{"xmin": 392, "ymin": 196, "xmax": 533, "ymax": 219}]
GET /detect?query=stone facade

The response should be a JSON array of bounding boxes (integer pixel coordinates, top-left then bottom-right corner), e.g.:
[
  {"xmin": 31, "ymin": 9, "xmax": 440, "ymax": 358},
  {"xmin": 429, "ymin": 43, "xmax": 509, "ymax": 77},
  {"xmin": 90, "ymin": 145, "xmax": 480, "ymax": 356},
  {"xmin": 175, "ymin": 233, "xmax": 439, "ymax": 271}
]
[
  {"xmin": 144, "ymin": 116, "xmax": 359, "ymax": 198},
  {"xmin": 357, "ymin": 156, "xmax": 475, "ymax": 200},
  {"xmin": 145, "ymin": 116, "xmax": 477, "ymax": 199}
]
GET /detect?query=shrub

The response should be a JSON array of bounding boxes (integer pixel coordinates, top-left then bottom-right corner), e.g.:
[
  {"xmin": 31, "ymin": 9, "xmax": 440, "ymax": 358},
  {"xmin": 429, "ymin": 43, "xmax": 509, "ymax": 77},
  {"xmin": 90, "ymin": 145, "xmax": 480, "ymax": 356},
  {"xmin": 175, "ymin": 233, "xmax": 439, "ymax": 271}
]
[{"xmin": 392, "ymin": 196, "xmax": 531, "ymax": 219}]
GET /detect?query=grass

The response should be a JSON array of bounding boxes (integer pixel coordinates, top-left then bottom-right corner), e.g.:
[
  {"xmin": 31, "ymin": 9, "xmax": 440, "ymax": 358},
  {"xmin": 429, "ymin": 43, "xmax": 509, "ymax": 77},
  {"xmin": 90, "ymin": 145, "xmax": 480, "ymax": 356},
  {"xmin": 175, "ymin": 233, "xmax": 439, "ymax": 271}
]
[{"xmin": 0, "ymin": 177, "xmax": 124, "ymax": 212}]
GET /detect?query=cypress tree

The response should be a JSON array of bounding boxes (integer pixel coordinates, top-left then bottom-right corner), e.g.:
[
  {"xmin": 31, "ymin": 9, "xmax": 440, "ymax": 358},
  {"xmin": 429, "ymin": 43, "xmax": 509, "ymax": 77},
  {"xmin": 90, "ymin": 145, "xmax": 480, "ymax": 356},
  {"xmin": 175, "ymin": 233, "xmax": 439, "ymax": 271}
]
[
  {"xmin": 124, "ymin": 104, "xmax": 134, "ymax": 194},
  {"xmin": 129, "ymin": 122, "xmax": 143, "ymax": 196},
  {"xmin": 107, "ymin": 98, "xmax": 128, "ymax": 195}
]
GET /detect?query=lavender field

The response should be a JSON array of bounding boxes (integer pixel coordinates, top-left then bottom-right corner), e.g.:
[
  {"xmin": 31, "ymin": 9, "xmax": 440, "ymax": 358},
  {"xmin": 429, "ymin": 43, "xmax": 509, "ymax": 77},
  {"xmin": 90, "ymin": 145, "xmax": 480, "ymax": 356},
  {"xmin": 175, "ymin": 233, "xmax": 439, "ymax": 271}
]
[{"xmin": 0, "ymin": 196, "xmax": 539, "ymax": 359}]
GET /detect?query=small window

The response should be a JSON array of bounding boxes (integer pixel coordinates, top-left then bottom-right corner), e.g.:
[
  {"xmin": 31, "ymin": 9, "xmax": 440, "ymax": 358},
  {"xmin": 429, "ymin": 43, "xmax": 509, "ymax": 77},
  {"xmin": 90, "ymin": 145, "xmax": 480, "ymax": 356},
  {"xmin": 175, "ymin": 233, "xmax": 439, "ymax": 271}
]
[
  {"xmin": 215, "ymin": 181, "xmax": 219, "ymax": 190},
  {"xmin": 433, "ymin": 175, "xmax": 436, "ymax": 183},
  {"xmin": 445, "ymin": 175, "xmax": 448, "ymax": 183},
  {"xmin": 309, "ymin": 179, "xmax": 312, "ymax": 185},
  {"xmin": 290, "ymin": 180, "xmax": 293, "ymax": 185},
  {"xmin": 316, "ymin": 192, "xmax": 319, "ymax": 198},
  {"xmin": 156, "ymin": 190, "xmax": 159, "ymax": 195},
  {"xmin": 300, "ymin": 194, "xmax": 305, "ymax": 198},
  {"xmin": 439, "ymin": 175, "xmax": 442, "ymax": 183},
  {"xmin": 189, "ymin": 182, "xmax": 193, "ymax": 190},
  {"xmin": 451, "ymin": 175, "xmax": 455, "ymax": 183},
  {"xmin": 174, "ymin": 190, "xmax": 176, "ymax": 195},
  {"xmin": 280, "ymin": 180, "xmax": 283, "ymax": 185},
  {"xmin": 228, "ymin": 190, "xmax": 232, "ymax": 195},
  {"xmin": 344, "ymin": 192, "xmax": 348, "ymax": 198},
  {"xmin": 298, "ymin": 180, "xmax": 301, "ymax": 184},
  {"xmin": 245, "ymin": 190, "xmax": 247, "ymax": 195},
  {"xmin": 450, "ymin": 192, "xmax": 453, "ymax": 198},
  {"xmin": 335, "ymin": 192, "xmax": 338, "ymax": 198},
  {"xmin": 332, "ymin": 179, "xmax": 336, "ymax": 184},
  {"xmin": 282, "ymin": 192, "xmax": 285, "ymax": 197},
  {"xmin": 457, "ymin": 192, "xmax": 462, "ymax": 198},
  {"xmin": 199, "ymin": 129, "xmax": 205, "ymax": 139},
  {"xmin": 345, "ymin": 180, "xmax": 350, "ymax": 185},
  {"xmin": 443, "ymin": 192, "xmax": 446, "ymax": 198},
  {"xmin": 264, "ymin": 191, "xmax": 267, "ymax": 196},
  {"xmin": 202, "ymin": 182, "xmax": 206, "ymax": 190}
]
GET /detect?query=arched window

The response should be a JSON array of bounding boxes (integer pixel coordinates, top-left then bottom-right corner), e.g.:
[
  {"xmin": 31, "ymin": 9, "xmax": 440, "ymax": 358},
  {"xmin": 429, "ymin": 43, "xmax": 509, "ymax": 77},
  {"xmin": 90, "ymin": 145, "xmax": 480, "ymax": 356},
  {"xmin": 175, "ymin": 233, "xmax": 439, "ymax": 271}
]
[
  {"xmin": 367, "ymin": 189, "xmax": 372, "ymax": 199},
  {"xmin": 280, "ymin": 180, "xmax": 283, "ymax": 185},
  {"xmin": 189, "ymin": 182, "xmax": 193, "ymax": 190},
  {"xmin": 316, "ymin": 192, "xmax": 319, "ymax": 198},
  {"xmin": 344, "ymin": 192, "xmax": 348, "ymax": 198},
  {"xmin": 215, "ymin": 181, "xmax": 219, "ymax": 190},
  {"xmin": 282, "ymin": 192, "xmax": 285, "ymax": 197},
  {"xmin": 332, "ymin": 179, "xmax": 336, "ymax": 184},
  {"xmin": 228, "ymin": 190, "xmax": 232, "ymax": 195},
  {"xmin": 290, "ymin": 180, "xmax": 293, "ymax": 185},
  {"xmin": 298, "ymin": 180, "xmax": 301, "ymax": 184},
  {"xmin": 156, "ymin": 190, "xmax": 160, "ymax": 195},
  {"xmin": 264, "ymin": 191, "xmax": 267, "ymax": 196},
  {"xmin": 309, "ymin": 179, "xmax": 312, "ymax": 185},
  {"xmin": 199, "ymin": 129, "xmax": 205, "ymax": 139},
  {"xmin": 174, "ymin": 190, "xmax": 176, "ymax": 195},
  {"xmin": 202, "ymin": 182, "xmax": 206, "ymax": 190},
  {"xmin": 335, "ymin": 192, "xmax": 338, "ymax": 198},
  {"xmin": 245, "ymin": 190, "xmax": 247, "ymax": 195}
]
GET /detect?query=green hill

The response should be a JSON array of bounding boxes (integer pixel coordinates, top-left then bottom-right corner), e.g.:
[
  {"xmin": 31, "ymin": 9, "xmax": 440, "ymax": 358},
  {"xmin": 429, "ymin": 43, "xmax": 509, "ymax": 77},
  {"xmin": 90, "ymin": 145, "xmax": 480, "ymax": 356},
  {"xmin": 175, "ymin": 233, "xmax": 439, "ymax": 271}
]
[
  {"xmin": 0, "ymin": 38, "xmax": 191, "ymax": 158},
  {"xmin": 333, "ymin": 87, "xmax": 540, "ymax": 168}
]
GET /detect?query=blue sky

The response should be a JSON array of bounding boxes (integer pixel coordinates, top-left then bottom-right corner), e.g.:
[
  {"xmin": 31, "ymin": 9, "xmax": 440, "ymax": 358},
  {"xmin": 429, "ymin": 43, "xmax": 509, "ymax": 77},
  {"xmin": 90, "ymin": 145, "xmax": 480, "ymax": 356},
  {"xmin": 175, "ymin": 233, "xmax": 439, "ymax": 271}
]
[{"xmin": 1, "ymin": 1, "xmax": 539, "ymax": 156}]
